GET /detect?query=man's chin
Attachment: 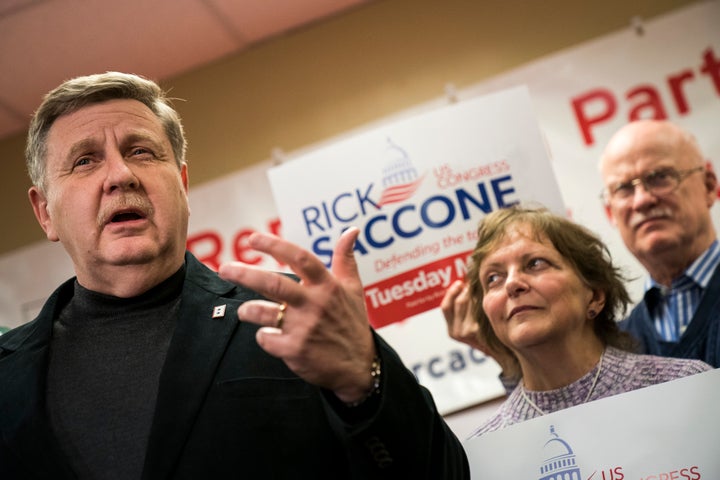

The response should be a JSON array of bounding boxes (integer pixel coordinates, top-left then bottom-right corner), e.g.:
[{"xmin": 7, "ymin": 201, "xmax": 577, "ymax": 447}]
[
  {"xmin": 633, "ymin": 234, "xmax": 680, "ymax": 257},
  {"xmin": 101, "ymin": 242, "xmax": 159, "ymax": 266},
  {"xmin": 97, "ymin": 236, "xmax": 183, "ymax": 269},
  {"xmin": 106, "ymin": 252, "xmax": 157, "ymax": 267}
]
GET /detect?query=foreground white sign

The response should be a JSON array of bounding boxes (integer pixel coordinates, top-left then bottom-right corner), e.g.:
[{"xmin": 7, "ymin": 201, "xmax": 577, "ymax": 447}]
[{"xmin": 465, "ymin": 368, "xmax": 720, "ymax": 479}]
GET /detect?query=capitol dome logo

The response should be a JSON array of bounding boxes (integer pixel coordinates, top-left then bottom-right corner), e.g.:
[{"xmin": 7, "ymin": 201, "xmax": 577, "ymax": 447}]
[
  {"xmin": 539, "ymin": 425, "xmax": 582, "ymax": 480},
  {"xmin": 376, "ymin": 138, "xmax": 425, "ymax": 206}
]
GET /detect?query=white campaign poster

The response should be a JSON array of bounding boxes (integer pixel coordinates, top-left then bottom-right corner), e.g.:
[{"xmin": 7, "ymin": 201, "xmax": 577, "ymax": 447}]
[
  {"xmin": 268, "ymin": 86, "xmax": 566, "ymax": 413},
  {"xmin": 457, "ymin": 0, "xmax": 720, "ymax": 302},
  {"xmin": 465, "ymin": 369, "xmax": 720, "ymax": 479}
]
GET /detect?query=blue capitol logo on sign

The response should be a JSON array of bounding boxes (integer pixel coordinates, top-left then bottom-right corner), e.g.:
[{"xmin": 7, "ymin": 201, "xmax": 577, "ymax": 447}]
[{"xmin": 539, "ymin": 425, "xmax": 582, "ymax": 480}]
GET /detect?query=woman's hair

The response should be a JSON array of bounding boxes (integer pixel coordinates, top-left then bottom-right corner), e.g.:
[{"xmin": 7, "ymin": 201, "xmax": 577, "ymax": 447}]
[
  {"xmin": 26, "ymin": 71, "xmax": 186, "ymax": 191},
  {"xmin": 466, "ymin": 205, "xmax": 637, "ymax": 379}
]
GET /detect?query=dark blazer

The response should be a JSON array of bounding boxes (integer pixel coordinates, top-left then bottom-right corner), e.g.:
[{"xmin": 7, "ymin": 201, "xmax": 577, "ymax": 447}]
[
  {"xmin": 620, "ymin": 262, "xmax": 720, "ymax": 368},
  {"xmin": 0, "ymin": 252, "xmax": 469, "ymax": 479}
]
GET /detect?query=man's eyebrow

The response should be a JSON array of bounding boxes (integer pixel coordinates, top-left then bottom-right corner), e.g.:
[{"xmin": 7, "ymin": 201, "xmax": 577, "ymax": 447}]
[
  {"xmin": 121, "ymin": 132, "xmax": 166, "ymax": 151},
  {"xmin": 65, "ymin": 138, "xmax": 99, "ymax": 163},
  {"xmin": 127, "ymin": 131, "xmax": 157, "ymax": 142}
]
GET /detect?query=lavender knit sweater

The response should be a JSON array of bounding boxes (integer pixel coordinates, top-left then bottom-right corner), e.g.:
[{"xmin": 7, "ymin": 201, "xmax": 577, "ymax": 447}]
[{"xmin": 470, "ymin": 346, "xmax": 712, "ymax": 438}]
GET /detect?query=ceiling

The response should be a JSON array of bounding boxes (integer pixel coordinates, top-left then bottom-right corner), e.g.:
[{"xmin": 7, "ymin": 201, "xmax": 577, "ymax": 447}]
[{"xmin": 0, "ymin": 0, "xmax": 372, "ymax": 142}]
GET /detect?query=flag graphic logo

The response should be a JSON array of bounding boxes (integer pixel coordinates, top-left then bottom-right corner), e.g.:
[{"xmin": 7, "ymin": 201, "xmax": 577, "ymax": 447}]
[{"xmin": 377, "ymin": 138, "xmax": 425, "ymax": 207}]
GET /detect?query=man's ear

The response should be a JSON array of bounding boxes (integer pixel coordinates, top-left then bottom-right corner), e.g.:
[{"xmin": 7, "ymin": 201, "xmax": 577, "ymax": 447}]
[
  {"xmin": 703, "ymin": 161, "xmax": 718, "ymax": 207},
  {"xmin": 180, "ymin": 163, "xmax": 191, "ymax": 216},
  {"xmin": 603, "ymin": 203, "xmax": 617, "ymax": 227},
  {"xmin": 28, "ymin": 186, "xmax": 59, "ymax": 242},
  {"xmin": 180, "ymin": 162, "xmax": 189, "ymax": 194}
]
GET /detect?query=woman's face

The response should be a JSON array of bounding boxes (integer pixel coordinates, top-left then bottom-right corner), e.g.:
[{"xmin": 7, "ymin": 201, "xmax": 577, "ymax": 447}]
[{"xmin": 478, "ymin": 224, "xmax": 599, "ymax": 353}]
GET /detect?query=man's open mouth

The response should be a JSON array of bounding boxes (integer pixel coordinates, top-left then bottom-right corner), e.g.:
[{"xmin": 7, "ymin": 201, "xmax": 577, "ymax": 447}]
[{"xmin": 110, "ymin": 211, "xmax": 144, "ymax": 223}]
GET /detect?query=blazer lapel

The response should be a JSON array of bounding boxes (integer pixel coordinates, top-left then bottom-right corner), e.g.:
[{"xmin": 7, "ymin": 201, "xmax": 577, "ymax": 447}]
[
  {"xmin": 142, "ymin": 254, "xmax": 258, "ymax": 479},
  {"xmin": 0, "ymin": 282, "xmax": 77, "ymax": 479}
]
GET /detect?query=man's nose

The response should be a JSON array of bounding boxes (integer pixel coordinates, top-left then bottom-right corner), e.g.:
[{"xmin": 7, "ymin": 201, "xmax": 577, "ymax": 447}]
[
  {"xmin": 630, "ymin": 181, "xmax": 658, "ymax": 209},
  {"xmin": 104, "ymin": 153, "xmax": 139, "ymax": 192}
]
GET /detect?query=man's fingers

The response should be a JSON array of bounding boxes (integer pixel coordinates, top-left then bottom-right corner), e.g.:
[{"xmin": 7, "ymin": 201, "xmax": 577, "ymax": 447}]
[
  {"xmin": 255, "ymin": 327, "xmax": 288, "ymax": 356},
  {"xmin": 330, "ymin": 227, "xmax": 362, "ymax": 285},
  {"xmin": 236, "ymin": 299, "xmax": 287, "ymax": 328},
  {"xmin": 238, "ymin": 300, "xmax": 295, "ymax": 359},
  {"xmin": 218, "ymin": 262, "xmax": 302, "ymax": 305},
  {"xmin": 246, "ymin": 232, "xmax": 329, "ymax": 285}
]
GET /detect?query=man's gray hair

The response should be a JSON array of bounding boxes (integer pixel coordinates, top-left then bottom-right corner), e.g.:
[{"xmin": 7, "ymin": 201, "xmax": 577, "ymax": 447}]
[{"xmin": 26, "ymin": 71, "xmax": 187, "ymax": 191}]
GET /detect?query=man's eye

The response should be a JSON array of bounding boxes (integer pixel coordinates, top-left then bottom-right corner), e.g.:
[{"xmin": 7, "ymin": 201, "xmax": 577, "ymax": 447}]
[
  {"xmin": 131, "ymin": 147, "xmax": 151, "ymax": 156},
  {"xmin": 612, "ymin": 182, "xmax": 634, "ymax": 197},
  {"xmin": 645, "ymin": 170, "xmax": 673, "ymax": 186},
  {"xmin": 74, "ymin": 157, "xmax": 91, "ymax": 168}
]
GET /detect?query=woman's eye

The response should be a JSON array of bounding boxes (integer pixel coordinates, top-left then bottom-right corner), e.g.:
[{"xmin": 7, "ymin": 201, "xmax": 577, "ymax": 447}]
[
  {"xmin": 528, "ymin": 258, "xmax": 548, "ymax": 269},
  {"xmin": 485, "ymin": 273, "xmax": 501, "ymax": 288}
]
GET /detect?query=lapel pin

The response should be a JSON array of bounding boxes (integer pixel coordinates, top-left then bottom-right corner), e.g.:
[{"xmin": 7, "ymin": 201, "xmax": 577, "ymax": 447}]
[{"xmin": 212, "ymin": 304, "xmax": 227, "ymax": 319}]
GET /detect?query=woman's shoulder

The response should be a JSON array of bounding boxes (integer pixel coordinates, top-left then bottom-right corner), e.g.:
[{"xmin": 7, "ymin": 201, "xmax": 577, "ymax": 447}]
[
  {"xmin": 605, "ymin": 346, "xmax": 712, "ymax": 381},
  {"xmin": 468, "ymin": 413, "xmax": 505, "ymax": 440},
  {"xmin": 467, "ymin": 387, "xmax": 531, "ymax": 439}
]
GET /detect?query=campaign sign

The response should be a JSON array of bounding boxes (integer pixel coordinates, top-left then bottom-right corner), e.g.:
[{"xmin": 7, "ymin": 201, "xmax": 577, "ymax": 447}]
[
  {"xmin": 268, "ymin": 86, "xmax": 565, "ymax": 326},
  {"xmin": 465, "ymin": 368, "xmax": 720, "ymax": 479},
  {"xmin": 267, "ymin": 86, "xmax": 566, "ymax": 413}
]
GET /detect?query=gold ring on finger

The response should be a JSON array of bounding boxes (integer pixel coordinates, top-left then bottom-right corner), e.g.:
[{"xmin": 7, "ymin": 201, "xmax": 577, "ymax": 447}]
[{"xmin": 275, "ymin": 302, "xmax": 287, "ymax": 329}]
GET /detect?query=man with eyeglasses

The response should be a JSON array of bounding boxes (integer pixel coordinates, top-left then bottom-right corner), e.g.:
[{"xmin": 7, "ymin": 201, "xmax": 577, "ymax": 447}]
[{"xmin": 600, "ymin": 120, "xmax": 720, "ymax": 367}]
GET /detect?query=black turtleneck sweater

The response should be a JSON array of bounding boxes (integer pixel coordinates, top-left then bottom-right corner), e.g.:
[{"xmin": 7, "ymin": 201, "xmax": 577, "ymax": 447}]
[{"xmin": 46, "ymin": 267, "xmax": 184, "ymax": 479}]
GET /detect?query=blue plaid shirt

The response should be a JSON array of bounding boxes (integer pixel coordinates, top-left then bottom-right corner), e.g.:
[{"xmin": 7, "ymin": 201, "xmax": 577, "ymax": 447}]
[{"xmin": 645, "ymin": 240, "xmax": 720, "ymax": 342}]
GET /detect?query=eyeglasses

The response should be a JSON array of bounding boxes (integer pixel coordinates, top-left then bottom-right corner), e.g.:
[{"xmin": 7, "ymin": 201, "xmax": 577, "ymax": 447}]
[{"xmin": 600, "ymin": 166, "xmax": 705, "ymax": 203}]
